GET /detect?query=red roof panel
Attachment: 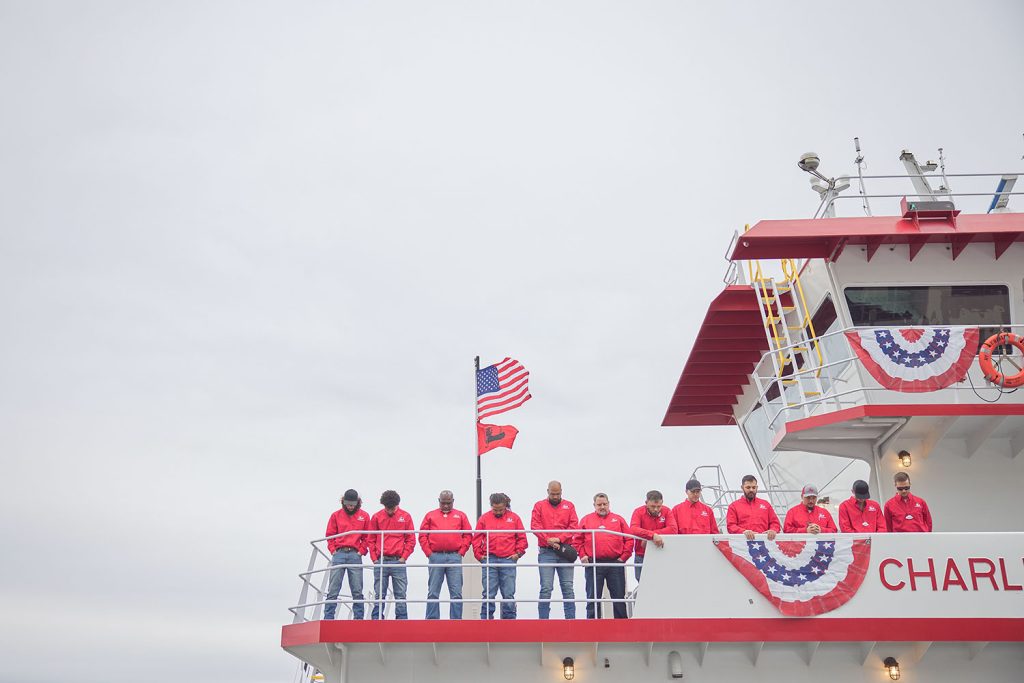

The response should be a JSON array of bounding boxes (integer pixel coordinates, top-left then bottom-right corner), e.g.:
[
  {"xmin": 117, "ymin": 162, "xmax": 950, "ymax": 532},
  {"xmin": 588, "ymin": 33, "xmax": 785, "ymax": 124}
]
[
  {"xmin": 662, "ymin": 285, "xmax": 767, "ymax": 427},
  {"xmin": 731, "ymin": 212, "xmax": 1024, "ymax": 262}
]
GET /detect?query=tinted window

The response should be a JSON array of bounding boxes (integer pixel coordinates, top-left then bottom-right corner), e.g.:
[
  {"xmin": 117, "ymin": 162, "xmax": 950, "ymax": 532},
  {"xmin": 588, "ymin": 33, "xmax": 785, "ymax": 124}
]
[{"xmin": 844, "ymin": 285, "xmax": 1010, "ymax": 328}]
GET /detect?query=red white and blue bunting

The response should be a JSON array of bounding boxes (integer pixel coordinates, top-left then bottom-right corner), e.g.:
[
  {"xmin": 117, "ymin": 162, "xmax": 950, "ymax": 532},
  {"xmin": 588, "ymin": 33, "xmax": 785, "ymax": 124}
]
[
  {"xmin": 845, "ymin": 327, "xmax": 979, "ymax": 392},
  {"xmin": 715, "ymin": 537, "xmax": 871, "ymax": 617}
]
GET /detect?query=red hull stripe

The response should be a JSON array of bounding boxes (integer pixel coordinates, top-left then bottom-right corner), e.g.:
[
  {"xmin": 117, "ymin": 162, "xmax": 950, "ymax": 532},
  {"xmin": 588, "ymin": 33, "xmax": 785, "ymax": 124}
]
[{"xmin": 282, "ymin": 618, "xmax": 1024, "ymax": 648}]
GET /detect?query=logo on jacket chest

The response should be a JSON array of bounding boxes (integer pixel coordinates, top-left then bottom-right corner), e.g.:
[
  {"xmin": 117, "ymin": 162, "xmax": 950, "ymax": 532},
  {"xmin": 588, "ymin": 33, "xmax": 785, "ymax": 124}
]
[
  {"xmin": 759, "ymin": 504, "xmax": 767, "ymax": 510},
  {"xmin": 700, "ymin": 510, "xmax": 709, "ymax": 517}
]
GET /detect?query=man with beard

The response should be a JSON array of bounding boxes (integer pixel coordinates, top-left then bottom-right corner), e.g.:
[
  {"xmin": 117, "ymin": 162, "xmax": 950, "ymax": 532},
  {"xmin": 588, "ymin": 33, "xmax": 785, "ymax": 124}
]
[
  {"xmin": 473, "ymin": 492, "xmax": 528, "ymax": 620},
  {"xmin": 629, "ymin": 490, "xmax": 677, "ymax": 581},
  {"xmin": 323, "ymin": 489, "xmax": 370, "ymax": 620},
  {"xmin": 368, "ymin": 490, "xmax": 416, "ymax": 620},
  {"xmin": 530, "ymin": 480, "xmax": 579, "ymax": 619},
  {"xmin": 783, "ymin": 484, "xmax": 837, "ymax": 534},
  {"xmin": 726, "ymin": 475, "xmax": 780, "ymax": 540},
  {"xmin": 884, "ymin": 472, "xmax": 933, "ymax": 533},
  {"xmin": 419, "ymin": 490, "xmax": 472, "ymax": 619}
]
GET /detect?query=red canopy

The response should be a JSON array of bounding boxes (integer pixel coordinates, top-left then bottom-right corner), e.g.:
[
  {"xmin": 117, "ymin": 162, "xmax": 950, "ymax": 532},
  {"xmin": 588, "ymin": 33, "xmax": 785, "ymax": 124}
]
[{"xmin": 731, "ymin": 212, "xmax": 1024, "ymax": 262}]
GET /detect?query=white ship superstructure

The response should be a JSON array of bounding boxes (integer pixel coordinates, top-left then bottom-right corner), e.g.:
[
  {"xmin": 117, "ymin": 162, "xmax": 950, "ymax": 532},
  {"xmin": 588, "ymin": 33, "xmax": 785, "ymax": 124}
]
[{"xmin": 282, "ymin": 147, "xmax": 1024, "ymax": 682}]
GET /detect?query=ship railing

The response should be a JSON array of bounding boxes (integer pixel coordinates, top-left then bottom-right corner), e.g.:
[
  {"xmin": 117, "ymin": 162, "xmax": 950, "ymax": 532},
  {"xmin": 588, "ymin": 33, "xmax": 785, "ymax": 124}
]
[
  {"xmin": 816, "ymin": 170, "xmax": 1023, "ymax": 218},
  {"xmin": 289, "ymin": 528, "xmax": 648, "ymax": 623},
  {"xmin": 744, "ymin": 323, "xmax": 1024, "ymax": 437}
]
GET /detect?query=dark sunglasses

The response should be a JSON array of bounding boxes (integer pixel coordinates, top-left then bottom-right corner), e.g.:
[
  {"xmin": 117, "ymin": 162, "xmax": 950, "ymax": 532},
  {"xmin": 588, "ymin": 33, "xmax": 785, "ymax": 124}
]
[{"xmin": 896, "ymin": 486, "xmax": 911, "ymax": 491}]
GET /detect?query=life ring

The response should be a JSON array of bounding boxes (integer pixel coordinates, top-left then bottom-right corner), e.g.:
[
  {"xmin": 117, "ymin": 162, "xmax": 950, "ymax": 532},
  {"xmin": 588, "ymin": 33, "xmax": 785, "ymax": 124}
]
[{"xmin": 978, "ymin": 332, "xmax": 1024, "ymax": 388}]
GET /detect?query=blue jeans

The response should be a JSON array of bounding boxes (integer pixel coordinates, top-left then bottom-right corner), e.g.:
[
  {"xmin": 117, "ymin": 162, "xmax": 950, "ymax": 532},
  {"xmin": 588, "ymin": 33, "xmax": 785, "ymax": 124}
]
[
  {"xmin": 538, "ymin": 547, "xmax": 575, "ymax": 619},
  {"xmin": 480, "ymin": 555, "xmax": 517, "ymax": 620},
  {"xmin": 634, "ymin": 554, "xmax": 644, "ymax": 581},
  {"xmin": 426, "ymin": 552, "xmax": 464, "ymax": 619},
  {"xmin": 584, "ymin": 561, "xmax": 627, "ymax": 619},
  {"xmin": 371, "ymin": 558, "xmax": 409, "ymax": 620},
  {"xmin": 324, "ymin": 548, "xmax": 364, "ymax": 620}
]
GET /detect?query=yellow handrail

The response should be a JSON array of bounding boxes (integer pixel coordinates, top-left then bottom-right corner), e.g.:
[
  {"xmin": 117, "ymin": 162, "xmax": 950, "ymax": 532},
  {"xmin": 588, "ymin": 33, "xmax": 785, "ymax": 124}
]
[{"xmin": 743, "ymin": 226, "xmax": 823, "ymax": 380}]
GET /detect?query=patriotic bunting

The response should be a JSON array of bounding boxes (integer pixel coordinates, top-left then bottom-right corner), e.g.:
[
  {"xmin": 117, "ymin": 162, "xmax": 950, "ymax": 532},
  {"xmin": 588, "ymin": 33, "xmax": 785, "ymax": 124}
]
[
  {"xmin": 845, "ymin": 327, "xmax": 979, "ymax": 392},
  {"xmin": 715, "ymin": 537, "xmax": 871, "ymax": 617}
]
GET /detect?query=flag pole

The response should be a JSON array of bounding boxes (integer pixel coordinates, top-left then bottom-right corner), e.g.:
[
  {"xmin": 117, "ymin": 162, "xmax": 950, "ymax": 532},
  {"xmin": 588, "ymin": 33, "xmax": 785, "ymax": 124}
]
[{"xmin": 474, "ymin": 355, "xmax": 482, "ymax": 520}]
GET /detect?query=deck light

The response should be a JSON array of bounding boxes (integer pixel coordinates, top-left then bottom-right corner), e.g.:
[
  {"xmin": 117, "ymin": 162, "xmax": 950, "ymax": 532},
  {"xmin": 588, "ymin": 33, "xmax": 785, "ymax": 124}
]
[
  {"xmin": 897, "ymin": 450, "xmax": 912, "ymax": 468},
  {"xmin": 562, "ymin": 657, "xmax": 575, "ymax": 680},
  {"xmin": 884, "ymin": 657, "xmax": 901, "ymax": 680}
]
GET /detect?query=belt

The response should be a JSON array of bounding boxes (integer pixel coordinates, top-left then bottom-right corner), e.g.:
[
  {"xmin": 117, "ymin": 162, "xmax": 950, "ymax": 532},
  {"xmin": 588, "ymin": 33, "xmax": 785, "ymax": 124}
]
[
  {"xmin": 382, "ymin": 555, "xmax": 401, "ymax": 561},
  {"xmin": 336, "ymin": 546, "xmax": 359, "ymax": 552}
]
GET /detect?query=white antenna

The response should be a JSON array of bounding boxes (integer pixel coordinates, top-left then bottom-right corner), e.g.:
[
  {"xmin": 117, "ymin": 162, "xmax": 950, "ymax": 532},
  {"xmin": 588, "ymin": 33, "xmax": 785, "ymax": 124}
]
[
  {"xmin": 937, "ymin": 147, "xmax": 952, "ymax": 199},
  {"xmin": 853, "ymin": 137, "xmax": 872, "ymax": 216}
]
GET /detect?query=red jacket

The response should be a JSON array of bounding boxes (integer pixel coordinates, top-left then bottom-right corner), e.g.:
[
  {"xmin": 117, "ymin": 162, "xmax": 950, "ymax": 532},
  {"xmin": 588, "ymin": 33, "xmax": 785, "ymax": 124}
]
[
  {"xmin": 884, "ymin": 493, "xmax": 933, "ymax": 533},
  {"xmin": 531, "ymin": 499, "xmax": 579, "ymax": 547},
  {"xmin": 629, "ymin": 505, "xmax": 678, "ymax": 557},
  {"xmin": 783, "ymin": 504, "xmax": 837, "ymax": 534},
  {"xmin": 325, "ymin": 506, "xmax": 371, "ymax": 555},
  {"xmin": 367, "ymin": 507, "xmax": 416, "ymax": 561},
  {"xmin": 671, "ymin": 500, "xmax": 720, "ymax": 535},
  {"xmin": 726, "ymin": 496, "xmax": 781, "ymax": 534},
  {"xmin": 473, "ymin": 510, "xmax": 528, "ymax": 560},
  {"xmin": 575, "ymin": 511, "xmax": 633, "ymax": 562},
  {"xmin": 838, "ymin": 497, "xmax": 886, "ymax": 533},
  {"xmin": 418, "ymin": 508, "xmax": 472, "ymax": 556}
]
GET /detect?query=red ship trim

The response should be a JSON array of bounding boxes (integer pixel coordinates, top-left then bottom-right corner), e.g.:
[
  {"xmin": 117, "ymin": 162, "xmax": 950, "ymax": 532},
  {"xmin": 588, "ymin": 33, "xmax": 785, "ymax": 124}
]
[{"xmin": 282, "ymin": 618, "xmax": 1024, "ymax": 647}]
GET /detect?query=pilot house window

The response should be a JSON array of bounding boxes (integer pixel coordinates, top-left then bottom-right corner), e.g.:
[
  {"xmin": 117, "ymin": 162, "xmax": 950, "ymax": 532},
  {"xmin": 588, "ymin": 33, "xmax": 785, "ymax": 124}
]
[{"xmin": 844, "ymin": 285, "xmax": 1011, "ymax": 343}]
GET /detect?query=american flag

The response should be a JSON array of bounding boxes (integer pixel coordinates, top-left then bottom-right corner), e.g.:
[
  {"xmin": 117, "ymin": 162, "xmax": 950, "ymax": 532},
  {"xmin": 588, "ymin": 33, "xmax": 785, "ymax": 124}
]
[{"xmin": 476, "ymin": 358, "xmax": 531, "ymax": 420}]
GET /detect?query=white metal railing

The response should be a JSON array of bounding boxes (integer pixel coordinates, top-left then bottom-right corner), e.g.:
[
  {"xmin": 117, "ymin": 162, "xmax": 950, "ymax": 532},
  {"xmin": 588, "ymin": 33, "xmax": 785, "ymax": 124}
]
[
  {"xmin": 820, "ymin": 170, "xmax": 1024, "ymax": 218},
  {"xmin": 290, "ymin": 528, "xmax": 648, "ymax": 623},
  {"xmin": 743, "ymin": 324, "xmax": 1024, "ymax": 439}
]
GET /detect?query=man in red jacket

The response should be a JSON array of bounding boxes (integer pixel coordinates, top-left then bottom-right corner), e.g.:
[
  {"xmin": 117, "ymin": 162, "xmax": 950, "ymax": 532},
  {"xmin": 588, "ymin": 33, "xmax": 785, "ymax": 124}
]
[
  {"xmin": 419, "ymin": 490, "xmax": 472, "ymax": 620},
  {"xmin": 884, "ymin": 472, "xmax": 933, "ymax": 533},
  {"xmin": 629, "ymin": 490, "xmax": 677, "ymax": 581},
  {"xmin": 367, "ymin": 490, "xmax": 416, "ymax": 620},
  {"xmin": 324, "ymin": 489, "xmax": 370, "ymax": 620},
  {"xmin": 783, "ymin": 484, "xmax": 837, "ymax": 534},
  {"xmin": 838, "ymin": 480, "xmax": 886, "ymax": 533},
  {"xmin": 530, "ymin": 481, "xmax": 579, "ymax": 619},
  {"xmin": 672, "ymin": 479, "xmax": 720, "ymax": 536},
  {"xmin": 577, "ymin": 493, "xmax": 633, "ymax": 619},
  {"xmin": 726, "ymin": 475, "xmax": 780, "ymax": 540},
  {"xmin": 473, "ymin": 493, "xmax": 528, "ymax": 620}
]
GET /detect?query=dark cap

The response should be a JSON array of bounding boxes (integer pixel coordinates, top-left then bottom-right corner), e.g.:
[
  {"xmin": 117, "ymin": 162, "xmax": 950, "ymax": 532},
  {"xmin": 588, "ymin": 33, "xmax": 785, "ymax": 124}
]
[
  {"xmin": 685, "ymin": 479, "xmax": 702, "ymax": 492},
  {"xmin": 342, "ymin": 489, "xmax": 359, "ymax": 503},
  {"xmin": 801, "ymin": 484, "xmax": 819, "ymax": 497},
  {"xmin": 852, "ymin": 480, "xmax": 870, "ymax": 500}
]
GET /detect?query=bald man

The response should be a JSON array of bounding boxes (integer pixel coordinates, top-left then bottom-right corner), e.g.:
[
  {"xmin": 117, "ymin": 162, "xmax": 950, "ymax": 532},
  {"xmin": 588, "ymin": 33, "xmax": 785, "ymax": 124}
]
[{"xmin": 530, "ymin": 481, "xmax": 579, "ymax": 619}]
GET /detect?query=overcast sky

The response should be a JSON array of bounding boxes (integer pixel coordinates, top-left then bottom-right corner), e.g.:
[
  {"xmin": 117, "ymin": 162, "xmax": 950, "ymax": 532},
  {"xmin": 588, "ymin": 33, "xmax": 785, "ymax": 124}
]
[{"xmin": 1, "ymin": 2, "xmax": 1022, "ymax": 682}]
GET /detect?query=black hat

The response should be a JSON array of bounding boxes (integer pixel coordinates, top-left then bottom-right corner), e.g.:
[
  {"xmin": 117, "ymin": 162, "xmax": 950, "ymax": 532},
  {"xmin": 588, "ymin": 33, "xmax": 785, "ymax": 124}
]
[
  {"xmin": 852, "ymin": 480, "xmax": 870, "ymax": 500},
  {"xmin": 343, "ymin": 489, "xmax": 360, "ymax": 503},
  {"xmin": 685, "ymin": 479, "xmax": 702, "ymax": 492}
]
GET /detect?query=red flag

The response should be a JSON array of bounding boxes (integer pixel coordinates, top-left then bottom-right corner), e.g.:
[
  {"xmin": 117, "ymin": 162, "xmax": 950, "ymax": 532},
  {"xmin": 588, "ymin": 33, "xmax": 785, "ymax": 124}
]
[{"xmin": 477, "ymin": 422, "xmax": 519, "ymax": 456}]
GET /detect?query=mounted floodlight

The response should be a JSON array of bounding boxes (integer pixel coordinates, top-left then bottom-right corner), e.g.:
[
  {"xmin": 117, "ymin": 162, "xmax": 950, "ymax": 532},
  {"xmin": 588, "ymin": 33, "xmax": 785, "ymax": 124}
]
[
  {"xmin": 562, "ymin": 657, "xmax": 575, "ymax": 680},
  {"xmin": 834, "ymin": 175, "xmax": 852, "ymax": 193},
  {"xmin": 884, "ymin": 656, "xmax": 901, "ymax": 680},
  {"xmin": 898, "ymin": 450, "xmax": 912, "ymax": 468},
  {"xmin": 921, "ymin": 160, "xmax": 938, "ymax": 172}
]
